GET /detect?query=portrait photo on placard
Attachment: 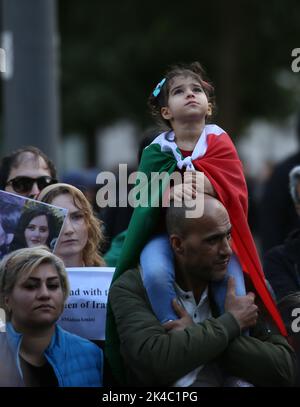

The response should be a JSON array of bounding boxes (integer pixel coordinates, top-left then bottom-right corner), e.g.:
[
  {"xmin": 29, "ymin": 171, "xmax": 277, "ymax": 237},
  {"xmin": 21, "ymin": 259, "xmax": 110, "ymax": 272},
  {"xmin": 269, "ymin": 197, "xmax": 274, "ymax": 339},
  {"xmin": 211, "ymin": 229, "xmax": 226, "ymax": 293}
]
[{"xmin": 0, "ymin": 190, "xmax": 68, "ymax": 259}]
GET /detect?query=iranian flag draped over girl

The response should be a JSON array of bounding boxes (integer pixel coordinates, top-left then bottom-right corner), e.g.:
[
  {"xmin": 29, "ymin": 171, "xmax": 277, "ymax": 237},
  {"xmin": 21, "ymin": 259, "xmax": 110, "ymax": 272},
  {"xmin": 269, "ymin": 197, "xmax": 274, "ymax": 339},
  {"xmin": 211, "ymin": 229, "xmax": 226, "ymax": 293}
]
[{"xmin": 105, "ymin": 62, "xmax": 286, "ymax": 384}]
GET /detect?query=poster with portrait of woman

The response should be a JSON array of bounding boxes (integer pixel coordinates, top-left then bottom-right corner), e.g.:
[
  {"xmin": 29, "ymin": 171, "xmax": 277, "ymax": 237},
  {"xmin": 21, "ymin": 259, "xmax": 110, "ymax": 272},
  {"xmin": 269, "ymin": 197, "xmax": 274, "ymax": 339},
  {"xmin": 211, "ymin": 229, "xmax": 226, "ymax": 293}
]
[{"xmin": 0, "ymin": 190, "xmax": 68, "ymax": 259}]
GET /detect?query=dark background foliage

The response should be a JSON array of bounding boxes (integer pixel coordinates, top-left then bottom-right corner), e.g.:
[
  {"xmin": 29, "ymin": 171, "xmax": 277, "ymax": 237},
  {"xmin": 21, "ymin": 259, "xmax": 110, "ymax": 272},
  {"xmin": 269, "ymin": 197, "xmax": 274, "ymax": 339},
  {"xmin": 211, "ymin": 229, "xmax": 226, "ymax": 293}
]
[{"xmin": 58, "ymin": 0, "xmax": 300, "ymax": 139}]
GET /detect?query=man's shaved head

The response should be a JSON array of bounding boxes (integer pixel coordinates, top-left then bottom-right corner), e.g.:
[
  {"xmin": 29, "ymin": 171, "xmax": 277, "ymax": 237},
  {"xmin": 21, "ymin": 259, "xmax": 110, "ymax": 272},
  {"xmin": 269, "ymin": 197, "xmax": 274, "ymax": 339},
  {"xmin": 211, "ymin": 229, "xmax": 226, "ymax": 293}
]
[{"xmin": 166, "ymin": 195, "xmax": 228, "ymax": 237}]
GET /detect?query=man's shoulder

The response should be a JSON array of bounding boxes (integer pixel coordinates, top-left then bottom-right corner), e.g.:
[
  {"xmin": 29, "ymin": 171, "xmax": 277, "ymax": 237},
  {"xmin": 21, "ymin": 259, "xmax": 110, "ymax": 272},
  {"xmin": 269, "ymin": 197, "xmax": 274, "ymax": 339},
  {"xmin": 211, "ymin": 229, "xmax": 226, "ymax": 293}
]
[
  {"xmin": 110, "ymin": 267, "xmax": 143, "ymax": 293},
  {"xmin": 264, "ymin": 244, "xmax": 287, "ymax": 262},
  {"xmin": 263, "ymin": 238, "xmax": 298, "ymax": 268},
  {"xmin": 109, "ymin": 267, "xmax": 150, "ymax": 315}
]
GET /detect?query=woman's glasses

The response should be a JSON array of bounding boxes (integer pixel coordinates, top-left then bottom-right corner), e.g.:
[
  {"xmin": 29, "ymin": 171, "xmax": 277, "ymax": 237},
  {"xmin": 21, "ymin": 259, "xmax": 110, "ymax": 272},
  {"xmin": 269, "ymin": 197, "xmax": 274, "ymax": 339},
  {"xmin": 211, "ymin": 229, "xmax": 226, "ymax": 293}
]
[{"xmin": 6, "ymin": 176, "xmax": 58, "ymax": 194}]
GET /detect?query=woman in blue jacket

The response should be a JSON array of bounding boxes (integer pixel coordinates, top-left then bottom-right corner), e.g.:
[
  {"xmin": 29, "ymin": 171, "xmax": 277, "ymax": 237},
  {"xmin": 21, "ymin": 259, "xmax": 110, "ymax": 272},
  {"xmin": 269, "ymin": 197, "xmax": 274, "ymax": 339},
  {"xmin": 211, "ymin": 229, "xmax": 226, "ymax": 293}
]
[{"xmin": 0, "ymin": 246, "xmax": 103, "ymax": 387}]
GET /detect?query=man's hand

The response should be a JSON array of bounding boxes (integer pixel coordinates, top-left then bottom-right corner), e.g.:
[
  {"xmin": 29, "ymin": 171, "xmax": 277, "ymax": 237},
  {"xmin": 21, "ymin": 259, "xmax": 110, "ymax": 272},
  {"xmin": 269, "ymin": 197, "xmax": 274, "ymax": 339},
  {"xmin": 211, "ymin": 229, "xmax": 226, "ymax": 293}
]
[
  {"xmin": 163, "ymin": 299, "xmax": 194, "ymax": 332},
  {"xmin": 224, "ymin": 276, "xmax": 258, "ymax": 331}
]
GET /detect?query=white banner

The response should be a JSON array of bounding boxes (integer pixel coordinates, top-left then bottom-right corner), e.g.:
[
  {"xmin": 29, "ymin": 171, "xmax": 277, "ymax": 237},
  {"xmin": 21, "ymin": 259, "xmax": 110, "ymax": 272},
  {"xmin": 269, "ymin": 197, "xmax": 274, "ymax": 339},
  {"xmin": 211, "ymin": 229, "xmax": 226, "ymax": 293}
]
[{"xmin": 58, "ymin": 267, "xmax": 115, "ymax": 340}]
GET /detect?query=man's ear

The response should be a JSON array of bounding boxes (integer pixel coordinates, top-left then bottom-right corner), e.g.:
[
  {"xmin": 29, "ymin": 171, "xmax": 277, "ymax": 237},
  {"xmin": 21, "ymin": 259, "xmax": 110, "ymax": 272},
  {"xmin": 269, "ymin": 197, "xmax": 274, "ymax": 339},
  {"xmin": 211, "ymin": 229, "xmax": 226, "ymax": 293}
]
[
  {"xmin": 161, "ymin": 106, "xmax": 172, "ymax": 121},
  {"xmin": 170, "ymin": 234, "xmax": 184, "ymax": 256}
]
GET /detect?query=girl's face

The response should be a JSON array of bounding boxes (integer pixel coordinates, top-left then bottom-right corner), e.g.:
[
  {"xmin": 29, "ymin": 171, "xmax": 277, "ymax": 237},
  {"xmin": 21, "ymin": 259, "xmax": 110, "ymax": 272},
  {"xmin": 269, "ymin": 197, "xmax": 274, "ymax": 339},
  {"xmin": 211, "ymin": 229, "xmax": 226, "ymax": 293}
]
[
  {"xmin": 5, "ymin": 263, "xmax": 64, "ymax": 331},
  {"xmin": 25, "ymin": 215, "xmax": 49, "ymax": 247},
  {"xmin": 161, "ymin": 75, "xmax": 211, "ymax": 125},
  {"xmin": 50, "ymin": 193, "xmax": 88, "ymax": 261}
]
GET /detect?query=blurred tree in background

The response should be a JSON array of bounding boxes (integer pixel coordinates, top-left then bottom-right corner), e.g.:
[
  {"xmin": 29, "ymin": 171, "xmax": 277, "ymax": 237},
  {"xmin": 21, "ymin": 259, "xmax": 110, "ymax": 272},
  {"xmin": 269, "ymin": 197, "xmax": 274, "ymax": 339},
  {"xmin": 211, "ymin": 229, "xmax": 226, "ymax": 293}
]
[
  {"xmin": 1, "ymin": 0, "xmax": 299, "ymax": 154},
  {"xmin": 59, "ymin": 0, "xmax": 300, "ymax": 142}
]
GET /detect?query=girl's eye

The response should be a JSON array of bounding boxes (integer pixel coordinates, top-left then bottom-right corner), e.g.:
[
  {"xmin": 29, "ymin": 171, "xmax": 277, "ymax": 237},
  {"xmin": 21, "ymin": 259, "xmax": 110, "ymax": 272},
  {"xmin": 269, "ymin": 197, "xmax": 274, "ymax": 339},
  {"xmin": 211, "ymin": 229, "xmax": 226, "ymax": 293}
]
[
  {"xmin": 194, "ymin": 87, "xmax": 203, "ymax": 92},
  {"xmin": 173, "ymin": 89, "xmax": 183, "ymax": 95},
  {"xmin": 39, "ymin": 227, "xmax": 48, "ymax": 233},
  {"xmin": 27, "ymin": 226, "xmax": 35, "ymax": 231}
]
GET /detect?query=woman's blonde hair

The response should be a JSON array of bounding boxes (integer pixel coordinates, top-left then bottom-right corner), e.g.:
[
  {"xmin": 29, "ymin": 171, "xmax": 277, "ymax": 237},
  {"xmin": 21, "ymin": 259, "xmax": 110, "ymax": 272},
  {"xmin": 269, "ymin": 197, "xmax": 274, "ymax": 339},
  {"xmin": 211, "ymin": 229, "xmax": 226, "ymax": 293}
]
[
  {"xmin": 0, "ymin": 246, "xmax": 70, "ymax": 320},
  {"xmin": 38, "ymin": 183, "xmax": 105, "ymax": 266}
]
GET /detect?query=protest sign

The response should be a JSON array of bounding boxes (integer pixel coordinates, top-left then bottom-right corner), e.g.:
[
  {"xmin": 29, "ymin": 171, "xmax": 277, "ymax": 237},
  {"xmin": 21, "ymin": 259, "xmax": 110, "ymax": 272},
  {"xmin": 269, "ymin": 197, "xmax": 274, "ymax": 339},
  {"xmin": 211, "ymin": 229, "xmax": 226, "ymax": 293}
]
[
  {"xmin": 58, "ymin": 267, "xmax": 114, "ymax": 340},
  {"xmin": 0, "ymin": 190, "xmax": 67, "ymax": 259}
]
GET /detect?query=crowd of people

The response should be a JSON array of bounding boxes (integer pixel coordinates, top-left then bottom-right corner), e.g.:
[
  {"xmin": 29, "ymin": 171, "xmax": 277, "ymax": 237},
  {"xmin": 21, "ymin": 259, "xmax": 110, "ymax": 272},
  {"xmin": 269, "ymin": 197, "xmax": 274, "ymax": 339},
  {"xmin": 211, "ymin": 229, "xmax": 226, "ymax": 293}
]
[{"xmin": 0, "ymin": 62, "xmax": 300, "ymax": 388}]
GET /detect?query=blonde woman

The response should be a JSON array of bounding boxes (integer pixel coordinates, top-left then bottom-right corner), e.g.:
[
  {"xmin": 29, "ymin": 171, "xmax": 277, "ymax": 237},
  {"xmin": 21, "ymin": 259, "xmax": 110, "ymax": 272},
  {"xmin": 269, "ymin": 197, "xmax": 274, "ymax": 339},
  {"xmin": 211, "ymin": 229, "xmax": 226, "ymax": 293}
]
[
  {"xmin": 38, "ymin": 183, "xmax": 105, "ymax": 267},
  {"xmin": 0, "ymin": 247, "xmax": 103, "ymax": 387}
]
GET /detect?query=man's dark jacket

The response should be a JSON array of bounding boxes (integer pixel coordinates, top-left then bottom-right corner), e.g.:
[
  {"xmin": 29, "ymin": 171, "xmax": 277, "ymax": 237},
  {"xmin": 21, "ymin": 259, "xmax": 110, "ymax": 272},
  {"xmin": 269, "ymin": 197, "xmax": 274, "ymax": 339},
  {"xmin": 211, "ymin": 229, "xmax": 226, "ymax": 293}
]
[
  {"xmin": 109, "ymin": 268, "xmax": 296, "ymax": 386},
  {"xmin": 264, "ymin": 229, "xmax": 300, "ymax": 301}
]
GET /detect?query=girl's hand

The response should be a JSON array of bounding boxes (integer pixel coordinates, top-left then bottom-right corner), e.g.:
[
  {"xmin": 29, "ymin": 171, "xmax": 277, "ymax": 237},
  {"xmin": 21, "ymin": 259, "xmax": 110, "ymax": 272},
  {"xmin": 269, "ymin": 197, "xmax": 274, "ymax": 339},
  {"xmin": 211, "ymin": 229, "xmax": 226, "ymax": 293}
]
[
  {"xmin": 170, "ymin": 171, "xmax": 201, "ymax": 203},
  {"xmin": 166, "ymin": 172, "xmax": 216, "ymax": 205}
]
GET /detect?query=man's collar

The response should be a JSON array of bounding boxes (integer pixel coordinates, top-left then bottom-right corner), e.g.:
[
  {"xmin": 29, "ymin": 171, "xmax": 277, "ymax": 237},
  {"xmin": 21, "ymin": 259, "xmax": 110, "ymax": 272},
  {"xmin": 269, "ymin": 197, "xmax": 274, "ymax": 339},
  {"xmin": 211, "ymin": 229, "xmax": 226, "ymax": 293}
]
[{"xmin": 174, "ymin": 282, "xmax": 209, "ymax": 307}]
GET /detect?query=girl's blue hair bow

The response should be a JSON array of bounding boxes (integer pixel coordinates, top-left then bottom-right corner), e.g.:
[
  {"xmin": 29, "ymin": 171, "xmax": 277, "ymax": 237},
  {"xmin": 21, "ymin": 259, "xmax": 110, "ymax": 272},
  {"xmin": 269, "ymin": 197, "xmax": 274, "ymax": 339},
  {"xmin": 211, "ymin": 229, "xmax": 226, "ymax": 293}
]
[{"xmin": 152, "ymin": 78, "xmax": 166, "ymax": 97}]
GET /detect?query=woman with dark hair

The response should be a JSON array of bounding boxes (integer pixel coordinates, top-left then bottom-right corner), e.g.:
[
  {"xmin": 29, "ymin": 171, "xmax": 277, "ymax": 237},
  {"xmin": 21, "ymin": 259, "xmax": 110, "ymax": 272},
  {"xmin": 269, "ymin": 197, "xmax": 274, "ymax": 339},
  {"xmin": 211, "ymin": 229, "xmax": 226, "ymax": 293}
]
[{"xmin": 10, "ymin": 207, "xmax": 58, "ymax": 252}]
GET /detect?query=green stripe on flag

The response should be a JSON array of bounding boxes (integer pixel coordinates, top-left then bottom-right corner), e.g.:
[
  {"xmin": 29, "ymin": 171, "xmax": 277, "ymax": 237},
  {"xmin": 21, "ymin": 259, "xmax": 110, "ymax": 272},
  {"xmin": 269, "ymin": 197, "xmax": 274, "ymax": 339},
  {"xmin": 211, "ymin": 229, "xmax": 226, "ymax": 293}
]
[{"xmin": 105, "ymin": 142, "xmax": 178, "ymax": 384}]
